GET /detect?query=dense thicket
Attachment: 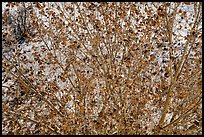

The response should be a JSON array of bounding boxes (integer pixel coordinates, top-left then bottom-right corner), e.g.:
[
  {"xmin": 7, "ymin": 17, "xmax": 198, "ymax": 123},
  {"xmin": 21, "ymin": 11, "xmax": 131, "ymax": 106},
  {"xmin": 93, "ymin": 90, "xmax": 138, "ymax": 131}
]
[{"xmin": 2, "ymin": 2, "xmax": 202, "ymax": 135}]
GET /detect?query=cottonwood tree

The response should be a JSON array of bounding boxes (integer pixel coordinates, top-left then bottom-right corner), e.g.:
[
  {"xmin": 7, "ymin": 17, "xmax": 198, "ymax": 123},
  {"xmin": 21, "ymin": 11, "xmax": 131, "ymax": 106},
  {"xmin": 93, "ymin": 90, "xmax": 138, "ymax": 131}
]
[{"xmin": 2, "ymin": 2, "xmax": 202, "ymax": 135}]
